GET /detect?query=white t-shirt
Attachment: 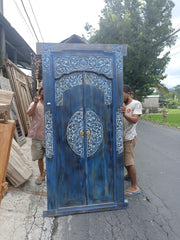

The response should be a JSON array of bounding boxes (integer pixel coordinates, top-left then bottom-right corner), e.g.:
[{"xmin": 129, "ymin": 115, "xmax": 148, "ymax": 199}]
[{"xmin": 123, "ymin": 99, "xmax": 142, "ymax": 142}]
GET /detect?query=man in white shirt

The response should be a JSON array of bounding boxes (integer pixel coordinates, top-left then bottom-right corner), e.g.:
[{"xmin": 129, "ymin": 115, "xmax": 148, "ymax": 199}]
[{"xmin": 120, "ymin": 85, "xmax": 142, "ymax": 196}]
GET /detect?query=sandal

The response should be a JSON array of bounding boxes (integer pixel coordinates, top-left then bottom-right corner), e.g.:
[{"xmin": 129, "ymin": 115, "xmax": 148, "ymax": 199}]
[
  {"xmin": 35, "ymin": 175, "xmax": 45, "ymax": 185},
  {"xmin": 124, "ymin": 189, "xmax": 141, "ymax": 196}
]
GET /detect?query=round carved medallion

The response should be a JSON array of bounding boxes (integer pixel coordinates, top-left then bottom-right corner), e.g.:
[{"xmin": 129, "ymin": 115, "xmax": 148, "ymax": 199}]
[{"xmin": 66, "ymin": 108, "xmax": 103, "ymax": 158}]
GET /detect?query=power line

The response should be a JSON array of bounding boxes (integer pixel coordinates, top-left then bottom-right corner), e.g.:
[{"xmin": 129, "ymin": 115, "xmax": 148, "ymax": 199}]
[
  {"xmin": 164, "ymin": 27, "xmax": 180, "ymax": 41},
  {"xmin": 13, "ymin": 0, "xmax": 36, "ymax": 43},
  {"xmin": 153, "ymin": 27, "xmax": 180, "ymax": 48},
  {"xmin": 28, "ymin": 0, "xmax": 44, "ymax": 42},
  {"xmin": 20, "ymin": 0, "xmax": 39, "ymax": 42}
]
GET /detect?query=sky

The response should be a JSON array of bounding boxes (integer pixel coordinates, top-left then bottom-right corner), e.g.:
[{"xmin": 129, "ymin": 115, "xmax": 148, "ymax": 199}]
[{"xmin": 3, "ymin": 0, "xmax": 180, "ymax": 89}]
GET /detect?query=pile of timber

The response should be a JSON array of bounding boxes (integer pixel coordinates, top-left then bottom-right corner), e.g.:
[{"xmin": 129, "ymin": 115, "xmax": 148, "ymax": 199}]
[
  {"xmin": 7, "ymin": 139, "xmax": 32, "ymax": 187},
  {"xmin": 0, "ymin": 120, "xmax": 15, "ymax": 204},
  {"xmin": 0, "ymin": 89, "xmax": 14, "ymax": 122},
  {"xmin": 0, "ymin": 89, "xmax": 32, "ymax": 204}
]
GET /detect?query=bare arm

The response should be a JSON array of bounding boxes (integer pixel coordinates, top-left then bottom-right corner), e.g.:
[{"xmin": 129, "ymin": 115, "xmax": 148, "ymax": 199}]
[
  {"xmin": 123, "ymin": 114, "xmax": 140, "ymax": 124},
  {"xmin": 120, "ymin": 105, "xmax": 140, "ymax": 124},
  {"xmin": 27, "ymin": 96, "xmax": 39, "ymax": 117}
]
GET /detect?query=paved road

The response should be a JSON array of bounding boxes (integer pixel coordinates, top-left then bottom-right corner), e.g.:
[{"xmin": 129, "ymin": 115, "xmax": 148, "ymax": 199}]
[
  {"xmin": 136, "ymin": 120, "xmax": 180, "ymax": 239},
  {"xmin": 52, "ymin": 120, "xmax": 180, "ymax": 240}
]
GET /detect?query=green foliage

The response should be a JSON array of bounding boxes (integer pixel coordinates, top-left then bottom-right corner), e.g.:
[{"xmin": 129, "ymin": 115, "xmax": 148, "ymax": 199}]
[
  {"xmin": 86, "ymin": 0, "xmax": 176, "ymax": 101},
  {"xmin": 84, "ymin": 23, "xmax": 96, "ymax": 39},
  {"xmin": 167, "ymin": 95, "xmax": 179, "ymax": 108},
  {"xmin": 142, "ymin": 108, "xmax": 180, "ymax": 128},
  {"xmin": 169, "ymin": 85, "xmax": 180, "ymax": 104},
  {"xmin": 154, "ymin": 84, "xmax": 180, "ymax": 108}
]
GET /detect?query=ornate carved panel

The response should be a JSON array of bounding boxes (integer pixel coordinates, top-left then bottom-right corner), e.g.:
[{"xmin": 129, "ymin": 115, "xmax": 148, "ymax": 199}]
[
  {"xmin": 44, "ymin": 111, "xmax": 54, "ymax": 158},
  {"xmin": 54, "ymin": 55, "xmax": 113, "ymax": 79},
  {"xmin": 5, "ymin": 59, "xmax": 32, "ymax": 135},
  {"xmin": 116, "ymin": 111, "xmax": 123, "ymax": 154},
  {"xmin": 39, "ymin": 42, "xmax": 127, "ymax": 217},
  {"xmin": 55, "ymin": 72, "xmax": 112, "ymax": 106},
  {"xmin": 66, "ymin": 108, "xmax": 103, "ymax": 158}
]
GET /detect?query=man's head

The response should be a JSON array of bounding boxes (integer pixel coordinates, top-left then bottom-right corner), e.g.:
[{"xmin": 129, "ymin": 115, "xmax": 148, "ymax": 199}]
[{"xmin": 123, "ymin": 84, "xmax": 131, "ymax": 104}]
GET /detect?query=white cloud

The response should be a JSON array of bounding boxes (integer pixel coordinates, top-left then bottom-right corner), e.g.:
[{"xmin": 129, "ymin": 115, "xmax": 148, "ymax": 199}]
[
  {"xmin": 164, "ymin": 8, "xmax": 180, "ymax": 88},
  {"xmin": 3, "ymin": 0, "xmax": 180, "ymax": 88},
  {"xmin": 3, "ymin": 0, "xmax": 104, "ymax": 51}
]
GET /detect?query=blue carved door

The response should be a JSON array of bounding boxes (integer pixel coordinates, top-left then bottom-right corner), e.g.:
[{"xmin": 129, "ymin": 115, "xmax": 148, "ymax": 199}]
[{"xmin": 39, "ymin": 44, "xmax": 128, "ymax": 217}]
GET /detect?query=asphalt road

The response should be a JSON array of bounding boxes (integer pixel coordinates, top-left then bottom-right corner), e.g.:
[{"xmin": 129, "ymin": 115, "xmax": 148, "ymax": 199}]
[{"xmin": 52, "ymin": 120, "xmax": 180, "ymax": 240}]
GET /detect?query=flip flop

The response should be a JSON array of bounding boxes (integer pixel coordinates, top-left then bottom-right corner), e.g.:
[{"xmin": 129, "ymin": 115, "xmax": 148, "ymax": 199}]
[
  {"xmin": 35, "ymin": 175, "xmax": 45, "ymax": 185},
  {"xmin": 124, "ymin": 189, "xmax": 141, "ymax": 196}
]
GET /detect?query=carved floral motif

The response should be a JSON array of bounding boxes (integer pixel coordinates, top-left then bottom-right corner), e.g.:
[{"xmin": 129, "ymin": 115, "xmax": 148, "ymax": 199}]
[
  {"xmin": 54, "ymin": 55, "xmax": 113, "ymax": 79},
  {"xmin": 116, "ymin": 111, "xmax": 123, "ymax": 154},
  {"xmin": 111, "ymin": 45, "xmax": 124, "ymax": 73},
  {"xmin": 45, "ymin": 111, "xmax": 54, "ymax": 158},
  {"xmin": 55, "ymin": 72, "xmax": 112, "ymax": 106},
  {"xmin": 66, "ymin": 108, "xmax": 103, "ymax": 158}
]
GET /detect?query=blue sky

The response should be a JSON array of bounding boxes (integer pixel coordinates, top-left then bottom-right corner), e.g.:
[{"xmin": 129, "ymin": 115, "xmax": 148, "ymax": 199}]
[{"xmin": 3, "ymin": 0, "xmax": 180, "ymax": 88}]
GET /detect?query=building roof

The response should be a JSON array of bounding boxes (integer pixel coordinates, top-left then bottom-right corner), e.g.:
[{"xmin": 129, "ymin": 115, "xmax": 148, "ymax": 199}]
[
  {"xmin": 0, "ymin": 13, "xmax": 35, "ymax": 69},
  {"xmin": 145, "ymin": 95, "xmax": 160, "ymax": 98},
  {"xmin": 34, "ymin": 35, "xmax": 88, "ymax": 81},
  {"xmin": 60, "ymin": 34, "xmax": 88, "ymax": 44}
]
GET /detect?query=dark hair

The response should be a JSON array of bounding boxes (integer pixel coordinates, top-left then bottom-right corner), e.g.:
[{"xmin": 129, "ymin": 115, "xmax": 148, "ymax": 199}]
[
  {"xmin": 123, "ymin": 84, "xmax": 131, "ymax": 94},
  {"xmin": 39, "ymin": 87, "xmax": 43, "ymax": 95}
]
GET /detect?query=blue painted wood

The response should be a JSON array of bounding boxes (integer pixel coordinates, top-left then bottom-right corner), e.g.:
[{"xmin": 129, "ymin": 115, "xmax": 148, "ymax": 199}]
[
  {"xmin": 39, "ymin": 43, "xmax": 128, "ymax": 217},
  {"xmin": 43, "ymin": 201, "xmax": 128, "ymax": 217},
  {"xmin": 84, "ymin": 84, "xmax": 114, "ymax": 204},
  {"xmin": 56, "ymin": 86, "xmax": 86, "ymax": 207}
]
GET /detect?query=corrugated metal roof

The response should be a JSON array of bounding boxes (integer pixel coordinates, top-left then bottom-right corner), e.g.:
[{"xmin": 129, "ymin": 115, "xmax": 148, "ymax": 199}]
[{"xmin": 0, "ymin": 13, "xmax": 35, "ymax": 69}]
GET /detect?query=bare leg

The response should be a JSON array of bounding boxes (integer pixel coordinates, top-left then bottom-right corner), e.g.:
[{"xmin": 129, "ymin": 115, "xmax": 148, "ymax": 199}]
[
  {"xmin": 125, "ymin": 165, "xmax": 140, "ymax": 192},
  {"xmin": 38, "ymin": 158, "xmax": 45, "ymax": 177},
  {"xmin": 35, "ymin": 158, "xmax": 45, "ymax": 184}
]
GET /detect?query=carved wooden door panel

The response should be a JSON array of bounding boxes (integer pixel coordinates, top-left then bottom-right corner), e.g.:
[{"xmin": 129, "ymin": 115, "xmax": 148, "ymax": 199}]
[
  {"xmin": 39, "ymin": 43, "xmax": 128, "ymax": 217},
  {"xmin": 5, "ymin": 59, "xmax": 32, "ymax": 135}
]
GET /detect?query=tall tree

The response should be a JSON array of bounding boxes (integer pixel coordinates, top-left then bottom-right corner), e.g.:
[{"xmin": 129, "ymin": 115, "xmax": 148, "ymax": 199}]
[{"xmin": 87, "ymin": 0, "xmax": 176, "ymax": 100}]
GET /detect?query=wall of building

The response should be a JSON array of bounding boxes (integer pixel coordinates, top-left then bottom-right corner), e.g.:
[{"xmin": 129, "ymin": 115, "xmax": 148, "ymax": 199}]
[{"xmin": 142, "ymin": 95, "xmax": 159, "ymax": 113}]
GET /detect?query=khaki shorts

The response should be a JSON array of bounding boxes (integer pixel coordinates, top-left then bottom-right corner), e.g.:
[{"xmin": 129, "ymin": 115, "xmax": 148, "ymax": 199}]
[
  {"xmin": 124, "ymin": 136, "xmax": 137, "ymax": 167},
  {"xmin": 31, "ymin": 139, "xmax": 45, "ymax": 161}
]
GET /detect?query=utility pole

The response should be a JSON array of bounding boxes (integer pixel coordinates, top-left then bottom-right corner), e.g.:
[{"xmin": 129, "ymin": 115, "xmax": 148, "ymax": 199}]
[{"xmin": 0, "ymin": 0, "xmax": 6, "ymax": 74}]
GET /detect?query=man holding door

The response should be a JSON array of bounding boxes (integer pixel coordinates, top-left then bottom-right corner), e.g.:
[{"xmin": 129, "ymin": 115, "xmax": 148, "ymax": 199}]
[{"xmin": 120, "ymin": 84, "xmax": 142, "ymax": 196}]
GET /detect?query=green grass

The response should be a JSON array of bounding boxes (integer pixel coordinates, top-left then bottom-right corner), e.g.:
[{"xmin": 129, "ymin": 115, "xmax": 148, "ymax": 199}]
[{"xmin": 142, "ymin": 108, "xmax": 180, "ymax": 128}]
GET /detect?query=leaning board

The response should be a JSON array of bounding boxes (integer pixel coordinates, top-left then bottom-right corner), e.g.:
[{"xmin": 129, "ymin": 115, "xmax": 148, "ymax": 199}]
[
  {"xmin": 5, "ymin": 59, "xmax": 32, "ymax": 135},
  {"xmin": 0, "ymin": 76, "xmax": 26, "ymax": 145},
  {"xmin": 0, "ymin": 121, "xmax": 15, "ymax": 204}
]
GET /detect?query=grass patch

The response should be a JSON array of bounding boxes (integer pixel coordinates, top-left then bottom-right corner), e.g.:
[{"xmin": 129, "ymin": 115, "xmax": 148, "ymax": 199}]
[{"xmin": 142, "ymin": 108, "xmax": 180, "ymax": 128}]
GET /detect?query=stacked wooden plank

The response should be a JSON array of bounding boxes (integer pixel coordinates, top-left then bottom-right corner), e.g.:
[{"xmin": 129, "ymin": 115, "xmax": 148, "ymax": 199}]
[
  {"xmin": 0, "ymin": 89, "xmax": 14, "ymax": 123},
  {"xmin": 5, "ymin": 59, "xmax": 33, "ymax": 135},
  {"xmin": 0, "ymin": 120, "xmax": 15, "ymax": 204},
  {"xmin": 6, "ymin": 139, "xmax": 32, "ymax": 187},
  {"xmin": 0, "ymin": 88, "xmax": 32, "ymax": 195},
  {"xmin": 0, "ymin": 76, "xmax": 26, "ymax": 146}
]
